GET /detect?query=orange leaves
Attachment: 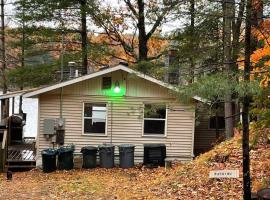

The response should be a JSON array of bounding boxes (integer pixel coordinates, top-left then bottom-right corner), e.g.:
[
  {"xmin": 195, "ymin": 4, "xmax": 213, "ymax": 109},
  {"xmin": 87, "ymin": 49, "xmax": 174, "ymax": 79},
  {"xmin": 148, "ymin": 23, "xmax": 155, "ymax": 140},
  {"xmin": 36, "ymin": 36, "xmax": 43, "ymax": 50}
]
[
  {"xmin": 250, "ymin": 19, "xmax": 270, "ymax": 87},
  {"xmin": 89, "ymin": 33, "xmax": 168, "ymax": 66},
  {"xmin": 0, "ymin": 128, "xmax": 269, "ymax": 199},
  {"xmin": 251, "ymin": 48, "xmax": 270, "ymax": 64}
]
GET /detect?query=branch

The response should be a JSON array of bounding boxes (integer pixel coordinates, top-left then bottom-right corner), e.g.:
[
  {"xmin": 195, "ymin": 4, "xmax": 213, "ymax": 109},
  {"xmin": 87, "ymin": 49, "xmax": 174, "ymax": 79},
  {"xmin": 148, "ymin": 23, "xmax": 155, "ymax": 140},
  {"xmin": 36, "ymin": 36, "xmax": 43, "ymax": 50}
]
[
  {"xmin": 146, "ymin": 1, "xmax": 180, "ymax": 39},
  {"xmin": 257, "ymin": 27, "xmax": 270, "ymax": 46},
  {"xmin": 123, "ymin": 0, "xmax": 138, "ymax": 19},
  {"xmin": 148, "ymin": 53, "xmax": 163, "ymax": 61}
]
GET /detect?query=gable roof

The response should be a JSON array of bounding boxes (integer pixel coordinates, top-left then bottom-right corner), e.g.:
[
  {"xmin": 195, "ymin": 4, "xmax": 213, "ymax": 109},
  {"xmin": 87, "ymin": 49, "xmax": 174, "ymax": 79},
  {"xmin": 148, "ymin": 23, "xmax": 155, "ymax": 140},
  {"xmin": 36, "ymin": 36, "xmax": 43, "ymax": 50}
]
[{"xmin": 23, "ymin": 64, "xmax": 177, "ymax": 98}]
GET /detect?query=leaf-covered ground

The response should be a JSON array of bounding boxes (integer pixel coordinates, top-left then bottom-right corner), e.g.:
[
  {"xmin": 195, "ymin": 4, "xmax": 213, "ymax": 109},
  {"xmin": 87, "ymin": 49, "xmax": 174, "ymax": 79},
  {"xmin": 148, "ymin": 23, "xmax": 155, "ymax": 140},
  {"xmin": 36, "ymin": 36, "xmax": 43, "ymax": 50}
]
[{"xmin": 0, "ymin": 129, "xmax": 269, "ymax": 200}]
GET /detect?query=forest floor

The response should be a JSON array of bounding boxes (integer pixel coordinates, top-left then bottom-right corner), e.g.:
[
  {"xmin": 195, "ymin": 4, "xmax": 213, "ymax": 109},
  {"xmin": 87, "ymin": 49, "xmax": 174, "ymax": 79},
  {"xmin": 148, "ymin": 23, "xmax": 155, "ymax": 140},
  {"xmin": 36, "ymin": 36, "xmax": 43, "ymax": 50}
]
[{"xmin": 0, "ymin": 128, "xmax": 269, "ymax": 200}]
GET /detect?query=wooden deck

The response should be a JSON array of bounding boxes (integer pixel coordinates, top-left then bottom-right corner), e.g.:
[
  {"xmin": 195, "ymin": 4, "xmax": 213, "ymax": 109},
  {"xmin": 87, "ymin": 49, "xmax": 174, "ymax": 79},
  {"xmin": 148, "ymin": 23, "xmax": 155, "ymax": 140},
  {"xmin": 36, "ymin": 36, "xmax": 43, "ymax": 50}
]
[{"xmin": 7, "ymin": 138, "xmax": 36, "ymax": 163}]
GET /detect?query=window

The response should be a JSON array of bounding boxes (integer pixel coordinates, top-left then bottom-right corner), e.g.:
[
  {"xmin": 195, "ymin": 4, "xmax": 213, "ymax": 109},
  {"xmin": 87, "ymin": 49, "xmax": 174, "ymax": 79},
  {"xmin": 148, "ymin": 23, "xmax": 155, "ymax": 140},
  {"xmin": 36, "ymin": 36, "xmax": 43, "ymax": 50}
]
[
  {"xmin": 83, "ymin": 103, "xmax": 107, "ymax": 134},
  {"xmin": 209, "ymin": 116, "xmax": 225, "ymax": 129},
  {"xmin": 143, "ymin": 104, "xmax": 167, "ymax": 135},
  {"xmin": 102, "ymin": 77, "xmax": 112, "ymax": 89}
]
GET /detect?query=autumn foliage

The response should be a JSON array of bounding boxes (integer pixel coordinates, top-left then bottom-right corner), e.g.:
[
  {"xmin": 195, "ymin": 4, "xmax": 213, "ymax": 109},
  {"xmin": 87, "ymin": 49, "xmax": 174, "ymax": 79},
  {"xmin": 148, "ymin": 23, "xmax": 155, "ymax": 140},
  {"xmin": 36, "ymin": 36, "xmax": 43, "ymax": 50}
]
[
  {"xmin": 0, "ymin": 128, "xmax": 269, "ymax": 199},
  {"xmin": 251, "ymin": 19, "xmax": 270, "ymax": 87}
]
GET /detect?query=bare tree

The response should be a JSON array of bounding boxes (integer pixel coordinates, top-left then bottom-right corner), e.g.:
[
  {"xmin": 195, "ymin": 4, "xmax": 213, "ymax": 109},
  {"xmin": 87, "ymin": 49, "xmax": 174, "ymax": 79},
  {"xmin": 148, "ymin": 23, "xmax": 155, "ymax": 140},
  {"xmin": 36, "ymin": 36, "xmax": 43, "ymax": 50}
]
[{"xmin": 90, "ymin": 0, "xmax": 181, "ymax": 62}]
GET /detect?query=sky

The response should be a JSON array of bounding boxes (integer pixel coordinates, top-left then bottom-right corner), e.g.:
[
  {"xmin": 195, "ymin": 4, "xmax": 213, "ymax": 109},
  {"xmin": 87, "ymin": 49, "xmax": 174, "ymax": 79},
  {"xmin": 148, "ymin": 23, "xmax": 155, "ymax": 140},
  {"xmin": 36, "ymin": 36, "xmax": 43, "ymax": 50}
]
[{"xmin": 5, "ymin": 0, "xmax": 183, "ymax": 35}]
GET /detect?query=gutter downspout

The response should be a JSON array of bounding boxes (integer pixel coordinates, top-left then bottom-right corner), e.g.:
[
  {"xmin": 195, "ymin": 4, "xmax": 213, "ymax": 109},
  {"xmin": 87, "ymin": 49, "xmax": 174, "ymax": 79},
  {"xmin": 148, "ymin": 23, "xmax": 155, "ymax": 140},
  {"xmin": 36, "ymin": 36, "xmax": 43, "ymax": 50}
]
[{"xmin": 110, "ymin": 101, "xmax": 113, "ymax": 144}]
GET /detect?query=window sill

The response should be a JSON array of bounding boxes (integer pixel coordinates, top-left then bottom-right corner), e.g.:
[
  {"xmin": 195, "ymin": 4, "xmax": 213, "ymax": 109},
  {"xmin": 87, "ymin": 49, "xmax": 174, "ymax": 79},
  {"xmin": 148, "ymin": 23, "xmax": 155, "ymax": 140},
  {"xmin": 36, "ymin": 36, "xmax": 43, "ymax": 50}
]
[
  {"xmin": 82, "ymin": 133, "xmax": 108, "ymax": 137},
  {"xmin": 142, "ymin": 134, "xmax": 167, "ymax": 138}
]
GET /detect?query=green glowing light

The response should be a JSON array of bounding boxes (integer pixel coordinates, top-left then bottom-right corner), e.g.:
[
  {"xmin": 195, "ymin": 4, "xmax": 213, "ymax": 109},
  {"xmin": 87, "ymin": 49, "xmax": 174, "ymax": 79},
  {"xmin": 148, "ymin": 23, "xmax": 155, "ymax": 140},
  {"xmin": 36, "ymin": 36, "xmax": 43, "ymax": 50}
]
[
  {"xmin": 102, "ymin": 81, "xmax": 125, "ymax": 97},
  {"xmin": 114, "ymin": 85, "xmax": 121, "ymax": 93}
]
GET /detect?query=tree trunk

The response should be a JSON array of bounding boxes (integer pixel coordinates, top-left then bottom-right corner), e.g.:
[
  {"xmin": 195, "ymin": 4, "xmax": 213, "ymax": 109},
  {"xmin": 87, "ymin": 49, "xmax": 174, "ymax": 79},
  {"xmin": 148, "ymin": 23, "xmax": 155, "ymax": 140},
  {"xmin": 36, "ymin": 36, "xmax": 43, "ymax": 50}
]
[
  {"xmin": 230, "ymin": 0, "xmax": 244, "ymax": 125},
  {"xmin": 0, "ymin": 0, "xmax": 9, "ymax": 121},
  {"xmin": 137, "ymin": 0, "xmax": 148, "ymax": 61},
  {"xmin": 189, "ymin": 0, "xmax": 195, "ymax": 83},
  {"xmin": 1, "ymin": 0, "xmax": 7, "ymax": 94},
  {"xmin": 242, "ymin": 0, "xmax": 252, "ymax": 198},
  {"xmin": 223, "ymin": 0, "xmax": 234, "ymax": 139},
  {"xmin": 19, "ymin": 1, "xmax": 26, "ymax": 114},
  {"xmin": 215, "ymin": 103, "xmax": 220, "ymax": 139},
  {"xmin": 80, "ymin": 0, "xmax": 88, "ymax": 75}
]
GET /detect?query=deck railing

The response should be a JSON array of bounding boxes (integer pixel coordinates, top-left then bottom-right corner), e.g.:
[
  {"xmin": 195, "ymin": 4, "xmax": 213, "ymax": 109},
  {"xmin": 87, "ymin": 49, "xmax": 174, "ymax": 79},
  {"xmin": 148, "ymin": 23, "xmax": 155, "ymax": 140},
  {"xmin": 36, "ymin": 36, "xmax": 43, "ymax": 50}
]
[{"xmin": 7, "ymin": 137, "xmax": 36, "ymax": 162}]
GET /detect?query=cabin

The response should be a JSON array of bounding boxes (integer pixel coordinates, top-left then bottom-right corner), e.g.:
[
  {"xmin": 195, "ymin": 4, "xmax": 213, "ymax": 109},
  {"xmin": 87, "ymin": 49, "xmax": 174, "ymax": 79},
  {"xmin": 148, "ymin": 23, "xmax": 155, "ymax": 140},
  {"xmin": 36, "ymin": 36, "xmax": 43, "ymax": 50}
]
[
  {"xmin": 0, "ymin": 64, "xmax": 226, "ymax": 170},
  {"xmin": 20, "ymin": 64, "xmax": 196, "ymax": 167}
]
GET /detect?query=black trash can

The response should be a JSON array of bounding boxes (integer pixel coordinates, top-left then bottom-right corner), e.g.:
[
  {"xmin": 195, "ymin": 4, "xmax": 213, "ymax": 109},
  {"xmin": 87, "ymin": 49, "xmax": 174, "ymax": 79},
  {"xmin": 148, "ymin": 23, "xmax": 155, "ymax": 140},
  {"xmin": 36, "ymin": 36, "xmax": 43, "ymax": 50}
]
[
  {"xmin": 144, "ymin": 144, "xmax": 166, "ymax": 167},
  {"xmin": 42, "ymin": 148, "xmax": 57, "ymax": 173},
  {"xmin": 81, "ymin": 146, "xmax": 98, "ymax": 169},
  {"xmin": 98, "ymin": 144, "xmax": 115, "ymax": 168},
  {"xmin": 58, "ymin": 146, "xmax": 74, "ymax": 170},
  {"xmin": 118, "ymin": 144, "xmax": 135, "ymax": 168},
  {"xmin": 258, "ymin": 188, "xmax": 270, "ymax": 200}
]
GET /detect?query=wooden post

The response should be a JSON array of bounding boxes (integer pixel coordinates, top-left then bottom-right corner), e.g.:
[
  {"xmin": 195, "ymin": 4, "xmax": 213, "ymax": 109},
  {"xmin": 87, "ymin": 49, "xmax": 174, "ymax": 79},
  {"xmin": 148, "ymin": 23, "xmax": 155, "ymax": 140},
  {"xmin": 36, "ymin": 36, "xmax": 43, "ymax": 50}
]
[
  {"xmin": 0, "ymin": 129, "xmax": 7, "ymax": 172},
  {"xmin": 12, "ymin": 97, "xmax": 14, "ymax": 114}
]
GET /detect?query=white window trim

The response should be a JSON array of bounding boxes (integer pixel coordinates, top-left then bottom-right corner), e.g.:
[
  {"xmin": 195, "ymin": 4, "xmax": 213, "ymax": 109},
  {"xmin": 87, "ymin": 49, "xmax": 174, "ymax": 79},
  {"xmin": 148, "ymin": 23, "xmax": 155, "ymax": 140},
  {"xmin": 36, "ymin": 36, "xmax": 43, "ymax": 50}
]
[
  {"xmin": 82, "ymin": 102, "xmax": 108, "ymax": 136},
  {"xmin": 142, "ymin": 103, "xmax": 168, "ymax": 137}
]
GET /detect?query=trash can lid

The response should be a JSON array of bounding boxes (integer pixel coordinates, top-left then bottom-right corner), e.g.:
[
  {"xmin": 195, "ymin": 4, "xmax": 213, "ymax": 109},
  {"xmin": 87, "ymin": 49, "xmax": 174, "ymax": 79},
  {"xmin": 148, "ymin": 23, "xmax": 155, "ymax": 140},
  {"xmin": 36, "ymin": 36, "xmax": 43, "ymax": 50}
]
[
  {"xmin": 58, "ymin": 145, "xmax": 75, "ymax": 153},
  {"xmin": 118, "ymin": 144, "xmax": 135, "ymax": 148},
  {"xmin": 42, "ymin": 148, "xmax": 57, "ymax": 155},
  {"xmin": 144, "ymin": 143, "xmax": 166, "ymax": 148},
  {"xmin": 81, "ymin": 146, "xmax": 98, "ymax": 152},
  {"xmin": 98, "ymin": 144, "xmax": 115, "ymax": 149}
]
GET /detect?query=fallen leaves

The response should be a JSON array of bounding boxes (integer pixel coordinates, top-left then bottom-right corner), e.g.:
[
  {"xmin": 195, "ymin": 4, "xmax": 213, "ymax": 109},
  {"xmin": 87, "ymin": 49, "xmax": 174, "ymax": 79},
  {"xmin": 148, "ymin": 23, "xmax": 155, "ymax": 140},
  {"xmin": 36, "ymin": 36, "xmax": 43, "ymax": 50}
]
[{"xmin": 0, "ymin": 129, "xmax": 269, "ymax": 200}]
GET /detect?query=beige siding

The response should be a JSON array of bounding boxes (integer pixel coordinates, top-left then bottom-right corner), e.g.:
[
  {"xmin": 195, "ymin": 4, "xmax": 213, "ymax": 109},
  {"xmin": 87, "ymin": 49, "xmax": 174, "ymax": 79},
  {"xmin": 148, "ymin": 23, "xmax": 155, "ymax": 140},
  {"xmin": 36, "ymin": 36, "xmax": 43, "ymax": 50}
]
[
  {"xmin": 194, "ymin": 114, "xmax": 217, "ymax": 155},
  {"xmin": 36, "ymin": 70, "xmax": 195, "ymax": 166},
  {"xmin": 194, "ymin": 105, "xmax": 225, "ymax": 156},
  {"xmin": 48, "ymin": 71, "xmax": 174, "ymax": 98}
]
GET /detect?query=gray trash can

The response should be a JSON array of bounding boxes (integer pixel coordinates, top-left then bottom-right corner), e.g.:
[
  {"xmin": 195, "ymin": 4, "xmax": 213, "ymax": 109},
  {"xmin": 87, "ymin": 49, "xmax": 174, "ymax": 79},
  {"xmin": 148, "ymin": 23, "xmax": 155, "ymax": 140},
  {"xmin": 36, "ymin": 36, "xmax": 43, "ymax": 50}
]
[
  {"xmin": 81, "ymin": 146, "xmax": 97, "ymax": 169},
  {"xmin": 119, "ymin": 144, "xmax": 135, "ymax": 168},
  {"xmin": 98, "ymin": 144, "xmax": 115, "ymax": 168}
]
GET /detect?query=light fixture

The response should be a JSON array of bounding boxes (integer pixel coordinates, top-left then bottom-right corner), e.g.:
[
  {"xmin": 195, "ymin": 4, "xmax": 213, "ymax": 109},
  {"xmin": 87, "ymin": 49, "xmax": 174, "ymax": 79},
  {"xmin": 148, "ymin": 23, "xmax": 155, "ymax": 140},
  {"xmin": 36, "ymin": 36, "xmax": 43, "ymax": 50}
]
[{"xmin": 113, "ymin": 81, "xmax": 121, "ymax": 93}]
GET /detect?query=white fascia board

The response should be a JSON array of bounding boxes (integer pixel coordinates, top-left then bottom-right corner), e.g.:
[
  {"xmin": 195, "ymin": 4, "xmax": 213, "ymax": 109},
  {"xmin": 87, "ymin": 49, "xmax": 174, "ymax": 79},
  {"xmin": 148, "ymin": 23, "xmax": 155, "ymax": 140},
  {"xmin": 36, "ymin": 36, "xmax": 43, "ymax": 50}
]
[{"xmin": 0, "ymin": 92, "xmax": 24, "ymax": 100}]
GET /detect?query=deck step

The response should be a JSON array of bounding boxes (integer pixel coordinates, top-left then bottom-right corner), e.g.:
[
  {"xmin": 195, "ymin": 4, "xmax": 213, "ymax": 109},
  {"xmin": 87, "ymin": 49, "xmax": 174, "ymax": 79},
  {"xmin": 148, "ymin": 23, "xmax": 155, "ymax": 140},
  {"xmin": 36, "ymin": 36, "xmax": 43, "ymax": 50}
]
[
  {"xmin": 7, "ymin": 160, "xmax": 35, "ymax": 162},
  {"xmin": 6, "ymin": 165, "xmax": 36, "ymax": 169},
  {"xmin": 6, "ymin": 160, "xmax": 36, "ymax": 169}
]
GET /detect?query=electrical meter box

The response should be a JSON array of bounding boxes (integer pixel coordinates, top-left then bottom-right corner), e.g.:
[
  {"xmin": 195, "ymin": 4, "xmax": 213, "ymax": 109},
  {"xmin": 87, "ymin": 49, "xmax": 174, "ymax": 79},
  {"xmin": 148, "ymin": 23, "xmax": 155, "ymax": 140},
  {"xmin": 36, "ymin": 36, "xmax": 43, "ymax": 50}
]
[{"xmin": 43, "ymin": 119, "xmax": 56, "ymax": 135}]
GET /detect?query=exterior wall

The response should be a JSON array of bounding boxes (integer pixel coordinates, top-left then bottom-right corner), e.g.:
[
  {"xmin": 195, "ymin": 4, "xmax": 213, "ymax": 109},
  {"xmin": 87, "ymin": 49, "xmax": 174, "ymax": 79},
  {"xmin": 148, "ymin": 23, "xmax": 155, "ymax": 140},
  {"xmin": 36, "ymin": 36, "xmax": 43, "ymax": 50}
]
[
  {"xmin": 36, "ymin": 71, "xmax": 195, "ymax": 166},
  {"xmin": 194, "ymin": 105, "xmax": 225, "ymax": 156},
  {"xmin": 194, "ymin": 114, "xmax": 217, "ymax": 156}
]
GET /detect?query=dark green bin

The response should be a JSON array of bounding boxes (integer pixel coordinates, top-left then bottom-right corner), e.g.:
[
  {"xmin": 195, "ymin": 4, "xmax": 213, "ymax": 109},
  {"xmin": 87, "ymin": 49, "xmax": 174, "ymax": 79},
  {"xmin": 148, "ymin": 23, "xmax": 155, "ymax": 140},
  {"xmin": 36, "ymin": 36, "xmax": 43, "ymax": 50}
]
[
  {"xmin": 58, "ymin": 146, "xmax": 74, "ymax": 170},
  {"xmin": 81, "ymin": 146, "xmax": 97, "ymax": 169},
  {"xmin": 42, "ymin": 148, "xmax": 57, "ymax": 173},
  {"xmin": 98, "ymin": 144, "xmax": 115, "ymax": 168},
  {"xmin": 119, "ymin": 144, "xmax": 135, "ymax": 168}
]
